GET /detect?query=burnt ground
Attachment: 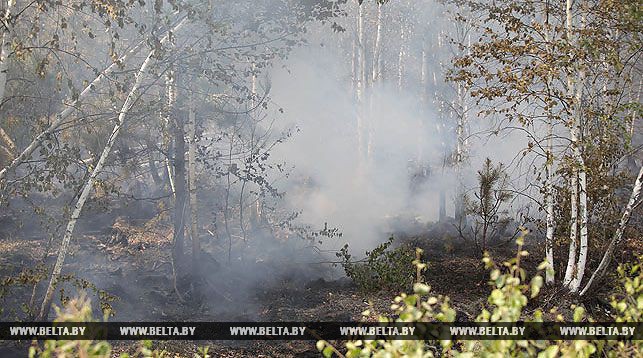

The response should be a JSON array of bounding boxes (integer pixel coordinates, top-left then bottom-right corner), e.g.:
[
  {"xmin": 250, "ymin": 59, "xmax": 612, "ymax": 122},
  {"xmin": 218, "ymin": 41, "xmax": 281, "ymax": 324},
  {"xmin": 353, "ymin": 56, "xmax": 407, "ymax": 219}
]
[{"xmin": 0, "ymin": 213, "xmax": 639, "ymax": 357}]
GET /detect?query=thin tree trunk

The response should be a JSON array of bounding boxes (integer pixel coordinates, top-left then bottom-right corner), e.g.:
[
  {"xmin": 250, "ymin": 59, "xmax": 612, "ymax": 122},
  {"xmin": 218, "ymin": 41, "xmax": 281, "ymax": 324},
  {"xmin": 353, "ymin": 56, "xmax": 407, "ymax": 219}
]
[
  {"xmin": 164, "ymin": 66, "xmax": 178, "ymax": 196},
  {"xmin": 366, "ymin": 3, "xmax": 382, "ymax": 163},
  {"xmin": 165, "ymin": 148, "xmax": 175, "ymax": 195},
  {"xmin": 569, "ymin": 112, "xmax": 588, "ymax": 291},
  {"xmin": 249, "ymin": 63, "xmax": 262, "ymax": 228},
  {"xmin": 36, "ymin": 36, "xmax": 174, "ymax": 319},
  {"xmin": 545, "ymin": 120, "xmax": 555, "ymax": 284},
  {"xmin": 564, "ymin": 170, "xmax": 579, "ymax": 286},
  {"xmin": 0, "ymin": 0, "xmax": 16, "ymax": 108},
  {"xmin": 630, "ymin": 79, "xmax": 641, "ymax": 139},
  {"xmin": 543, "ymin": 3, "xmax": 555, "ymax": 284},
  {"xmin": 0, "ymin": 126, "xmax": 15, "ymax": 165},
  {"xmin": 355, "ymin": 0, "xmax": 366, "ymax": 167},
  {"xmin": 0, "ymin": 16, "xmax": 186, "ymax": 182},
  {"xmin": 397, "ymin": 23, "xmax": 404, "ymax": 92},
  {"xmin": 171, "ymin": 72, "xmax": 186, "ymax": 266},
  {"xmin": 563, "ymin": 0, "xmax": 579, "ymax": 289},
  {"xmin": 568, "ymin": 3, "xmax": 588, "ymax": 293},
  {"xmin": 418, "ymin": 47, "xmax": 427, "ymax": 164},
  {"xmin": 439, "ymin": 191, "xmax": 446, "ymax": 222},
  {"xmin": 239, "ymin": 179, "xmax": 248, "ymax": 240},
  {"xmin": 224, "ymin": 135, "xmax": 234, "ymax": 263},
  {"xmin": 145, "ymin": 138, "xmax": 162, "ymax": 185},
  {"xmin": 454, "ymin": 83, "xmax": 466, "ymax": 223},
  {"xmin": 371, "ymin": 2, "xmax": 382, "ymax": 84},
  {"xmin": 435, "ymin": 30, "xmax": 447, "ymax": 222},
  {"xmin": 580, "ymin": 165, "xmax": 643, "ymax": 296},
  {"xmin": 350, "ymin": 25, "xmax": 356, "ymax": 95},
  {"xmin": 187, "ymin": 89, "xmax": 198, "ymax": 277}
]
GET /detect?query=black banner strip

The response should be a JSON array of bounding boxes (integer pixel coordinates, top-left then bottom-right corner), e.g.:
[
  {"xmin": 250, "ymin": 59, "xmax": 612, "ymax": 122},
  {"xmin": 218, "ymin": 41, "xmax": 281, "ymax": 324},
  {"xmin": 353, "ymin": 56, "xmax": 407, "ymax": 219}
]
[{"xmin": 0, "ymin": 322, "xmax": 640, "ymax": 341}]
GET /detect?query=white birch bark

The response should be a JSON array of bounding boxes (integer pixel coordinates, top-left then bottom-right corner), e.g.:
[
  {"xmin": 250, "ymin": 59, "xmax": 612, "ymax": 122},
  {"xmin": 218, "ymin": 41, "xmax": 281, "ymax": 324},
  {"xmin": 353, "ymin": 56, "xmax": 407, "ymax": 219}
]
[
  {"xmin": 164, "ymin": 66, "xmax": 177, "ymax": 196},
  {"xmin": 563, "ymin": 167, "xmax": 579, "ymax": 286},
  {"xmin": 545, "ymin": 119, "xmax": 555, "ymax": 284},
  {"xmin": 454, "ymin": 83, "xmax": 467, "ymax": 222},
  {"xmin": 350, "ymin": 26, "xmax": 356, "ymax": 95},
  {"xmin": 355, "ymin": 0, "xmax": 366, "ymax": 166},
  {"xmin": 37, "ymin": 17, "xmax": 187, "ymax": 319},
  {"xmin": 250, "ymin": 65, "xmax": 262, "ymax": 224},
  {"xmin": 563, "ymin": 0, "xmax": 578, "ymax": 288},
  {"xmin": 0, "ymin": 0, "xmax": 16, "ymax": 107},
  {"xmin": 580, "ymin": 165, "xmax": 643, "ymax": 296},
  {"xmin": 568, "ymin": 4, "xmax": 588, "ymax": 293},
  {"xmin": 371, "ymin": 2, "xmax": 382, "ymax": 84},
  {"xmin": 397, "ymin": 23, "xmax": 404, "ymax": 92},
  {"xmin": 0, "ymin": 126, "xmax": 14, "ymax": 153},
  {"xmin": 543, "ymin": 7, "xmax": 555, "ymax": 284},
  {"xmin": 418, "ymin": 47, "xmax": 427, "ymax": 163},
  {"xmin": 187, "ymin": 89, "xmax": 198, "ymax": 272}
]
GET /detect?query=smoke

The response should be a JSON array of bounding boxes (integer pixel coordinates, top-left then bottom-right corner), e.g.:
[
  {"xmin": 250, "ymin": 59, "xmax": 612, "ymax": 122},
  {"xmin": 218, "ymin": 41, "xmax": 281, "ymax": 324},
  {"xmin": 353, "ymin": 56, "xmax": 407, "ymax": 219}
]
[
  {"xmin": 264, "ymin": 13, "xmax": 538, "ymax": 255},
  {"xmin": 267, "ymin": 26, "xmax": 452, "ymax": 254}
]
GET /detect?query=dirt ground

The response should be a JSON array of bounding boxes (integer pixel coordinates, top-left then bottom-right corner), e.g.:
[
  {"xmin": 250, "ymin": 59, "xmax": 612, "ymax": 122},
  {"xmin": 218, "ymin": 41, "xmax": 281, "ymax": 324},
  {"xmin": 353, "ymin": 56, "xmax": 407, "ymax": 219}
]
[{"xmin": 0, "ymin": 212, "xmax": 638, "ymax": 357}]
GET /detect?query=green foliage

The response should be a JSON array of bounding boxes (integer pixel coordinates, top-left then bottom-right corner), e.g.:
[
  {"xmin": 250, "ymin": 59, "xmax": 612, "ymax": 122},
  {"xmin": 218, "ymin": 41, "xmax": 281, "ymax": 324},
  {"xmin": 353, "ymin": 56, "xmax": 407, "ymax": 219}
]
[
  {"xmin": 337, "ymin": 237, "xmax": 416, "ymax": 292},
  {"xmin": 611, "ymin": 257, "xmax": 642, "ymax": 322},
  {"xmin": 464, "ymin": 158, "xmax": 513, "ymax": 251},
  {"xmin": 320, "ymin": 233, "xmax": 642, "ymax": 357},
  {"xmin": 27, "ymin": 294, "xmax": 216, "ymax": 358},
  {"xmin": 28, "ymin": 295, "xmax": 112, "ymax": 358}
]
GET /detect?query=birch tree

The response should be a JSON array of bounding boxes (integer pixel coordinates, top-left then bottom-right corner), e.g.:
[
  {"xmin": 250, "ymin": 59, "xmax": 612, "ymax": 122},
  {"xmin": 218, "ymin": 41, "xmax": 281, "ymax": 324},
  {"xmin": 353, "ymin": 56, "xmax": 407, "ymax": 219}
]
[
  {"xmin": 37, "ymin": 16, "xmax": 188, "ymax": 319},
  {"xmin": 355, "ymin": 0, "xmax": 366, "ymax": 167},
  {"xmin": 563, "ymin": 0, "xmax": 591, "ymax": 293},
  {"xmin": 0, "ymin": 15, "xmax": 183, "ymax": 183},
  {"xmin": 0, "ymin": 0, "xmax": 16, "ymax": 106},
  {"xmin": 187, "ymin": 88, "xmax": 199, "ymax": 277},
  {"xmin": 371, "ymin": 1, "xmax": 384, "ymax": 84},
  {"xmin": 580, "ymin": 165, "xmax": 643, "ymax": 296},
  {"xmin": 449, "ymin": 0, "xmax": 640, "ymax": 291}
]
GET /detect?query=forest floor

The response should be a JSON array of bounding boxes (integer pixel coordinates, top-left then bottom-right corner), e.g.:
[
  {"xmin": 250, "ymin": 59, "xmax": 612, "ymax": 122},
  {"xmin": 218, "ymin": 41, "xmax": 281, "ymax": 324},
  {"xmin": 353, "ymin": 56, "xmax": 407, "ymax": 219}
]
[{"xmin": 0, "ymin": 211, "xmax": 636, "ymax": 357}]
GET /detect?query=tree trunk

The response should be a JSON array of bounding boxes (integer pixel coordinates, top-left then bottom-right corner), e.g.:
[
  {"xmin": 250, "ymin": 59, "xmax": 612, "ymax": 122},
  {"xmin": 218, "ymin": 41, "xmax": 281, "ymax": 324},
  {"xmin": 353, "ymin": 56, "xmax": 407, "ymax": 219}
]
[
  {"xmin": 0, "ymin": 0, "xmax": 15, "ymax": 108},
  {"xmin": 569, "ymin": 6, "xmax": 589, "ymax": 292},
  {"xmin": 563, "ymin": 170, "xmax": 579, "ymax": 286},
  {"xmin": 224, "ymin": 135, "xmax": 234, "ymax": 263},
  {"xmin": 580, "ymin": 165, "xmax": 643, "ymax": 296},
  {"xmin": 397, "ymin": 23, "xmax": 404, "ymax": 92},
  {"xmin": 371, "ymin": 3, "xmax": 382, "ymax": 84},
  {"xmin": 435, "ymin": 31, "xmax": 447, "ymax": 222},
  {"xmin": 543, "ymin": 3, "xmax": 555, "ymax": 284},
  {"xmin": 145, "ymin": 138, "xmax": 162, "ymax": 186},
  {"xmin": 355, "ymin": 0, "xmax": 366, "ymax": 167},
  {"xmin": 563, "ymin": 0, "xmax": 578, "ymax": 289},
  {"xmin": 171, "ymin": 71, "xmax": 186, "ymax": 267},
  {"xmin": 418, "ymin": 47, "xmax": 427, "ymax": 164},
  {"xmin": 565, "ymin": 2, "xmax": 589, "ymax": 293},
  {"xmin": 350, "ymin": 6, "xmax": 357, "ymax": 97},
  {"xmin": 454, "ymin": 83, "xmax": 467, "ymax": 223},
  {"xmin": 187, "ymin": 89, "xmax": 199, "ymax": 277},
  {"xmin": 249, "ymin": 64, "xmax": 262, "ymax": 229},
  {"xmin": 545, "ymin": 120, "xmax": 555, "ymax": 284},
  {"xmin": 164, "ymin": 65, "xmax": 177, "ymax": 197},
  {"xmin": 439, "ymin": 191, "xmax": 446, "ymax": 222},
  {"xmin": 0, "ymin": 126, "xmax": 15, "ymax": 166}
]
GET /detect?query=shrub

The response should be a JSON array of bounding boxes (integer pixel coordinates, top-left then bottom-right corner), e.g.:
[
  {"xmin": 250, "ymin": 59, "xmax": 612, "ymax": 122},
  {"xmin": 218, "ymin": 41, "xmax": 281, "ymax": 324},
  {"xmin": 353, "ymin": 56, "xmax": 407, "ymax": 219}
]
[
  {"xmin": 28, "ymin": 294, "xmax": 112, "ymax": 358},
  {"xmin": 26, "ymin": 294, "xmax": 207, "ymax": 358},
  {"xmin": 319, "ymin": 232, "xmax": 642, "ymax": 357},
  {"xmin": 336, "ymin": 237, "xmax": 416, "ymax": 292}
]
